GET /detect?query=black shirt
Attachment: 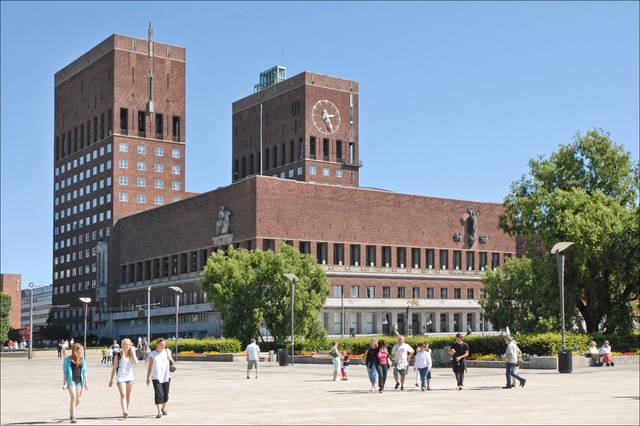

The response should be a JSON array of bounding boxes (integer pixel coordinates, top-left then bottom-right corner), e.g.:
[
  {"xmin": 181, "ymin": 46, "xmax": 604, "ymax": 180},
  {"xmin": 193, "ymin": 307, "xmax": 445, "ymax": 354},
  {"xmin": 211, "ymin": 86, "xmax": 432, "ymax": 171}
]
[
  {"xmin": 451, "ymin": 342, "xmax": 469, "ymax": 365},
  {"xmin": 365, "ymin": 347, "xmax": 379, "ymax": 365},
  {"xmin": 71, "ymin": 361, "xmax": 83, "ymax": 383}
]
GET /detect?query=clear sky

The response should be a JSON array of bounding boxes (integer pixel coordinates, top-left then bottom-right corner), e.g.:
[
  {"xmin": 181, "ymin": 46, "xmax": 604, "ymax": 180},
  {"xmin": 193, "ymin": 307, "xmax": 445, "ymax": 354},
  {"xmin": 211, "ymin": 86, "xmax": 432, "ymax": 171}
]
[{"xmin": 1, "ymin": 1, "xmax": 638, "ymax": 288}]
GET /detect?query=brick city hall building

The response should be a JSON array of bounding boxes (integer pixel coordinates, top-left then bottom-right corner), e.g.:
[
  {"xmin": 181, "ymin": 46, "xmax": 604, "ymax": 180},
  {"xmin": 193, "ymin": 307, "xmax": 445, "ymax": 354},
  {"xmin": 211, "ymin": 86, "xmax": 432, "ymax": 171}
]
[{"xmin": 52, "ymin": 30, "xmax": 514, "ymax": 339}]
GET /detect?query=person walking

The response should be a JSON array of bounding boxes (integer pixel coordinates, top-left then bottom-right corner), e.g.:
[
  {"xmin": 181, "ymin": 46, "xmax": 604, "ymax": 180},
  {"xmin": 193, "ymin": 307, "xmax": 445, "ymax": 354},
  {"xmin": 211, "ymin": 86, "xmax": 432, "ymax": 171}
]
[
  {"xmin": 61, "ymin": 339, "xmax": 69, "ymax": 358},
  {"xmin": 340, "ymin": 351, "xmax": 350, "ymax": 381},
  {"xmin": 62, "ymin": 343, "xmax": 88, "ymax": 424},
  {"xmin": 109, "ymin": 338, "xmax": 139, "ymax": 419},
  {"xmin": 364, "ymin": 339, "xmax": 379, "ymax": 392},
  {"xmin": 146, "ymin": 338, "xmax": 175, "ymax": 418},
  {"xmin": 376, "ymin": 340, "xmax": 392, "ymax": 393},
  {"xmin": 414, "ymin": 342, "xmax": 433, "ymax": 391},
  {"xmin": 391, "ymin": 336, "xmax": 414, "ymax": 390},
  {"xmin": 448, "ymin": 333, "xmax": 469, "ymax": 390},
  {"xmin": 111, "ymin": 339, "xmax": 121, "ymax": 356},
  {"xmin": 503, "ymin": 336, "xmax": 526, "ymax": 388},
  {"xmin": 57, "ymin": 340, "xmax": 63, "ymax": 359},
  {"xmin": 329, "ymin": 341, "xmax": 341, "ymax": 381},
  {"xmin": 245, "ymin": 338, "xmax": 260, "ymax": 379}
]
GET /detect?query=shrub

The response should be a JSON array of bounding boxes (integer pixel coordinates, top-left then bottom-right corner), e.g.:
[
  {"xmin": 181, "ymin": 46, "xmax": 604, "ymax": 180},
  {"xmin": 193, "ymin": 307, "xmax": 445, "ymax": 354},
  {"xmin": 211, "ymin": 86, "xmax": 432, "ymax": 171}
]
[{"xmin": 150, "ymin": 338, "xmax": 241, "ymax": 354}]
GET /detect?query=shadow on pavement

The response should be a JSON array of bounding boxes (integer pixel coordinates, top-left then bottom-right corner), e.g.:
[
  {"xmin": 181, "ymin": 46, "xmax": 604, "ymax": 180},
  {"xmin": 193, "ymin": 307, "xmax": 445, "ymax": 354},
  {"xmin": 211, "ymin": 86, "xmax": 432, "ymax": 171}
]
[{"xmin": 9, "ymin": 415, "xmax": 156, "ymax": 425}]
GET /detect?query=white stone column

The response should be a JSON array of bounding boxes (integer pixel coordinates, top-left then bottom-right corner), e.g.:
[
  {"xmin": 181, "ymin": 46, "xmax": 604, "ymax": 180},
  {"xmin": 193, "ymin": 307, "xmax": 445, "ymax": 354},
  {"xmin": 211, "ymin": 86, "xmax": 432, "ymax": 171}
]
[
  {"xmin": 474, "ymin": 311, "xmax": 481, "ymax": 332},
  {"xmin": 434, "ymin": 311, "xmax": 441, "ymax": 333},
  {"xmin": 448, "ymin": 312, "xmax": 455, "ymax": 333}
]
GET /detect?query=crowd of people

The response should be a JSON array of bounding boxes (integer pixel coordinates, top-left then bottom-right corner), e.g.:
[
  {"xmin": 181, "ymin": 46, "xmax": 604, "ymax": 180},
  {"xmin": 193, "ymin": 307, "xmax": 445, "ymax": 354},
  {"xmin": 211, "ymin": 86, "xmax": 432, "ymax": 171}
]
[{"xmin": 587, "ymin": 340, "xmax": 615, "ymax": 367}]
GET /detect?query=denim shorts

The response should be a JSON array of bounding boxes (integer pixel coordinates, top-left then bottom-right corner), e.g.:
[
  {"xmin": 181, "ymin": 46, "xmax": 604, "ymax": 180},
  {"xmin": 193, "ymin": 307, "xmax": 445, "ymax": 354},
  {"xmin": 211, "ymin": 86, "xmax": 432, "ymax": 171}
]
[
  {"xmin": 117, "ymin": 380, "xmax": 134, "ymax": 385},
  {"xmin": 68, "ymin": 380, "xmax": 83, "ymax": 388}
]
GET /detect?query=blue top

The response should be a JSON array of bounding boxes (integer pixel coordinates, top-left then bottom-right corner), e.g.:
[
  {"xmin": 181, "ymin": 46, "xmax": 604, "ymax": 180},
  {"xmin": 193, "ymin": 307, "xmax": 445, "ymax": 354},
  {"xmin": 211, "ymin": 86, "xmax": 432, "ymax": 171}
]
[{"xmin": 63, "ymin": 355, "xmax": 86, "ymax": 387}]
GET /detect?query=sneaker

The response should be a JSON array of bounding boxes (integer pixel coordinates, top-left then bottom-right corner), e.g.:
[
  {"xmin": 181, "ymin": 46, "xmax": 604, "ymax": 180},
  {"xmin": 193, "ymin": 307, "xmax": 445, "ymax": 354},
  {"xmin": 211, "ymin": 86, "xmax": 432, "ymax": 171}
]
[
  {"xmin": 400, "ymin": 386, "xmax": 404, "ymax": 391},
  {"xmin": 156, "ymin": 414, "xmax": 162, "ymax": 419},
  {"xmin": 379, "ymin": 389, "xmax": 384, "ymax": 393},
  {"xmin": 520, "ymin": 379, "xmax": 526, "ymax": 388},
  {"xmin": 421, "ymin": 387, "xmax": 425, "ymax": 392},
  {"xmin": 246, "ymin": 376, "xmax": 250, "ymax": 379},
  {"xmin": 502, "ymin": 386, "xmax": 512, "ymax": 389},
  {"xmin": 458, "ymin": 386, "xmax": 463, "ymax": 390},
  {"xmin": 395, "ymin": 383, "xmax": 400, "ymax": 390},
  {"xmin": 427, "ymin": 386, "xmax": 431, "ymax": 390},
  {"xmin": 162, "ymin": 410, "xmax": 167, "ymax": 416},
  {"xmin": 70, "ymin": 417, "xmax": 77, "ymax": 424}
]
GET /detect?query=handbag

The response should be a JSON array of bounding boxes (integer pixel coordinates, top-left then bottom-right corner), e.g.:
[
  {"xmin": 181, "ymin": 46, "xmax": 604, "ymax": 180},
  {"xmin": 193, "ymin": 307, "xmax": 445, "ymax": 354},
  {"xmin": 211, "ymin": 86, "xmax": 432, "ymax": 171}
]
[{"xmin": 169, "ymin": 360, "xmax": 176, "ymax": 373}]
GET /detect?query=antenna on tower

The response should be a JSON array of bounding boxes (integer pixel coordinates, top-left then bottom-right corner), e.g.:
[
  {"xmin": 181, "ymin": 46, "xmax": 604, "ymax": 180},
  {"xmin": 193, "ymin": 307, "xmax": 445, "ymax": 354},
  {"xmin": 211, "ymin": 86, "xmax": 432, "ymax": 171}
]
[
  {"xmin": 146, "ymin": 21, "xmax": 155, "ymax": 114},
  {"xmin": 281, "ymin": 49, "xmax": 285, "ymax": 67}
]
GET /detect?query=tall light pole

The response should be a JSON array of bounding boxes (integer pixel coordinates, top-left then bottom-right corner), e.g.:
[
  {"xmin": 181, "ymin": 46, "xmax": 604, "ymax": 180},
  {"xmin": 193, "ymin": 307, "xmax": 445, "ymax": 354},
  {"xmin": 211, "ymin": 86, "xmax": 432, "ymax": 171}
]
[
  {"xmin": 28, "ymin": 282, "xmax": 34, "ymax": 360},
  {"xmin": 551, "ymin": 242, "xmax": 574, "ymax": 373},
  {"xmin": 168, "ymin": 286, "xmax": 183, "ymax": 362},
  {"xmin": 147, "ymin": 286, "xmax": 151, "ymax": 348},
  {"xmin": 79, "ymin": 298, "xmax": 91, "ymax": 352},
  {"xmin": 284, "ymin": 273, "xmax": 298, "ymax": 366}
]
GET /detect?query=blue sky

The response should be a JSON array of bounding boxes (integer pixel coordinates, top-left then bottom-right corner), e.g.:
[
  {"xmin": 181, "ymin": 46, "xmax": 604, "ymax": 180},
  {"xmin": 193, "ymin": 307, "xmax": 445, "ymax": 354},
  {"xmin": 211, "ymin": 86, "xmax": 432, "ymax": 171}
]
[{"xmin": 1, "ymin": 1, "xmax": 638, "ymax": 288}]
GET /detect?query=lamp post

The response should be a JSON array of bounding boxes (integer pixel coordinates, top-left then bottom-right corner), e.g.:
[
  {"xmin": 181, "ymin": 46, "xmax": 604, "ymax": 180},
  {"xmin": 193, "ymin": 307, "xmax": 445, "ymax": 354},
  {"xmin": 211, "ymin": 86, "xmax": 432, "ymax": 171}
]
[
  {"xmin": 284, "ymin": 273, "xmax": 298, "ymax": 366},
  {"xmin": 341, "ymin": 289, "xmax": 345, "ymax": 338},
  {"xmin": 147, "ymin": 286, "xmax": 151, "ymax": 349},
  {"xmin": 79, "ymin": 298, "xmax": 91, "ymax": 352},
  {"xmin": 168, "ymin": 286, "xmax": 183, "ymax": 362},
  {"xmin": 28, "ymin": 282, "xmax": 34, "ymax": 360},
  {"xmin": 551, "ymin": 241, "xmax": 574, "ymax": 373}
]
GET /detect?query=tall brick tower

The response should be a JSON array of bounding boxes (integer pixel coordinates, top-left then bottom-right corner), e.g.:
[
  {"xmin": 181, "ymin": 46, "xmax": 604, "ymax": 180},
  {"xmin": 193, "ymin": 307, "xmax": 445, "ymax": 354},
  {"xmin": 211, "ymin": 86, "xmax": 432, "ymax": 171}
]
[
  {"xmin": 232, "ymin": 68, "xmax": 361, "ymax": 187},
  {"xmin": 52, "ymin": 27, "xmax": 186, "ymax": 333}
]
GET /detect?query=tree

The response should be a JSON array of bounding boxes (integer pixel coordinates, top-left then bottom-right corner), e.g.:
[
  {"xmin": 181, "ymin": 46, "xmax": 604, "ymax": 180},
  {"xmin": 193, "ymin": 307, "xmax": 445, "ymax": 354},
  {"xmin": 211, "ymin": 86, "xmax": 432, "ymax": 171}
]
[
  {"xmin": 0, "ymin": 292, "xmax": 11, "ymax": 343},
  {"xmin": 199, "ymin": 243, "xmax": 328, "ymax": 345},
  {"xmin": 499, "ymin": 129, "xmax": 639, "ymax": 333},
  {"xmin": 481, "ymin": 257, "xmax": 558, "ymax": 334}
]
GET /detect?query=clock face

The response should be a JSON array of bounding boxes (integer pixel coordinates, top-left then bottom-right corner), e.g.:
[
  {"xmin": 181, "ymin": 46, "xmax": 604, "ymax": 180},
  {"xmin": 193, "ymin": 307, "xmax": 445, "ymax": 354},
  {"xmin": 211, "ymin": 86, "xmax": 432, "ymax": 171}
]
[{"xmin": 312, "ymin": 100, "xmax": 340, "ymax": 135}]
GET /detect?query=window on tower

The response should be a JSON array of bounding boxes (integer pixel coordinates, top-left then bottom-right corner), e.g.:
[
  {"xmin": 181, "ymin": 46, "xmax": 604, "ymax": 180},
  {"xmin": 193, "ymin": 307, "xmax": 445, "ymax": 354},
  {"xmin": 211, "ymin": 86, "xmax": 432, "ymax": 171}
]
[
  {"xmin": 138, "ymin": 111, "xmax": 146, "ymax": 137},
  {"xmin": 172, "ymin": 116, "xmax": 180, "ymax": 142},
  {"xmin": 322, "ymin": 138, "xmax": 329, "ymax": 161},
  {"xmin": 155, "ymin": 113, "xmax": 163, "ymax": 139},
  {"xmin": 310, "ymin": 137, "xmax": 316, "ymax": 160}
]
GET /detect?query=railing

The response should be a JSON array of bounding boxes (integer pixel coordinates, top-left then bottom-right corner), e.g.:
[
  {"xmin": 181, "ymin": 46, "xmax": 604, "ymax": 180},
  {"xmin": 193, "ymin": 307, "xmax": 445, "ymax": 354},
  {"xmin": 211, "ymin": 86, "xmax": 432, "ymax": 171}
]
[{"xmin": 321, "ymin": 264, "xmax": 483, "ymax": 277}]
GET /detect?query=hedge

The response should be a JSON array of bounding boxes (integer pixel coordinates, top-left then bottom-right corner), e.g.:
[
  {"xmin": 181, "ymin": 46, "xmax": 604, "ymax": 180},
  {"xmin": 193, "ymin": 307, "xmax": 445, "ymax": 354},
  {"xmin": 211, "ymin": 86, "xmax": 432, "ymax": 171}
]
[{"xmin": 149, "ymin": 338, "xmax": 241, "ymax": 354}]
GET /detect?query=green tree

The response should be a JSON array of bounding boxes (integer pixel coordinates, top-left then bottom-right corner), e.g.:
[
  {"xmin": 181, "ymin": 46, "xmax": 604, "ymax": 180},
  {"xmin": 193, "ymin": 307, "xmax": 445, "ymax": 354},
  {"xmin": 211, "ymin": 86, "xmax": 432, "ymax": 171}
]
[
  {"xmin": 199, "ymin": 243, "xmax": 328, "ymax": 345},
  {"xmin": 481, "ymin": 257, "xmax": 558, "ymax": 333},
  {"xmin": 499, "ymin": 129, "xmax": 639, "ymax": 333},
  {"xmin": 0, "ymin": 292, "xmax": 11, "ymax": 343}
]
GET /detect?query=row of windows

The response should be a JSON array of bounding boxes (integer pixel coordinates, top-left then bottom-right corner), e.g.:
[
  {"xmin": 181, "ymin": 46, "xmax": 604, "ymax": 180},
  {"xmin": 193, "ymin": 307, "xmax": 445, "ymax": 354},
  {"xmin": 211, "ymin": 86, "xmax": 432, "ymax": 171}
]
[
  {"xmin": 122, "ymin": 290, "xmax": 205, "ymax": 310},
  {"xmin": 118, "ymin": 160, "xmax": 181, "ymax": 175},
  {"xmin": 233, "ymin": 137, "xmax": 357, "ymax": 180},
  {"xmin": 55, "ymin": 144, "xmax": 112, "ymax": 177},
  {"xmin": 54, "ymin": 245, "xmax": 98, "ymax": 267},
  {"xmin": 55, "ymin": 194, "xmax": 112, "ymax": 222},
  {"xmin": 55, "ymin": 161, "xmax": 112, "ymax": 192},
  {"xmin": 119, "ymin": 109, "xmax": 181, "ymax": 142},
  {"xmin": 118, "ymin": 143, "xmax": 181, "ymax": 159},
  {"xmin": 53, "ymin": 266, "xmax": 97, "ymax": 284},
  {"xmin": 55, "ymin": 210, "xmax": 112, "ymax": 235},
  {"xmin": 55, "ymin": 112, "xmax": 113, "ymax": 160},
  {"xmin": 262, "ymin": 240, "xmax": 509, "ymax": 271},
  {"xmin": 121, "ymin": 249, "xmax": 209, "ymax": 284},
  {"xmin": 118, "ymin": 193, "xmax": 180, "ymax": 205},
  {"xmin": 117, "ymin": 176, "xmax": 181, "ymax": 190},
  {"xmin": 52, "ymin": 305, "xmax": 97, "ymax": 318},
  {"xmin": 54, "ymin": 177, "xmax": 112, "ymax": 207},
  {"xmin": 331, "ymin": 285, "xmax": 482, "ymax": 300},
  {"xmin": 54, "ymin": 227, "xmax": 109, "ymax": 251}
]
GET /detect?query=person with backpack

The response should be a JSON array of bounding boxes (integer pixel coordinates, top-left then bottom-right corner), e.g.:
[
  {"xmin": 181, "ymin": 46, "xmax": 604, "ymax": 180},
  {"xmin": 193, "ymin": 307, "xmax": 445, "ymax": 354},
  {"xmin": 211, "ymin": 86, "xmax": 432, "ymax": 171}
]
[
  {"xmin": 329, "ymin": 341, "xmax": 341, "ymax": 381},
  {"xmin": 109, "ymin": 338, "xmax": 139, "ymax": 419},
  {"xmin": 503, "ymin": 336, "xmax": 526, "ymax": 389}
]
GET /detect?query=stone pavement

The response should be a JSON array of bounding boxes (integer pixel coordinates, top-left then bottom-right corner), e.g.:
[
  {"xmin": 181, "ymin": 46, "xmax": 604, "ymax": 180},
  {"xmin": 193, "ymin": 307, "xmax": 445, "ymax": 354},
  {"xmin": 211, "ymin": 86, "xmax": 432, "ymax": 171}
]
[{"xmin": 1, "ymin": 355, "xmax": 638, "ymax": 425}]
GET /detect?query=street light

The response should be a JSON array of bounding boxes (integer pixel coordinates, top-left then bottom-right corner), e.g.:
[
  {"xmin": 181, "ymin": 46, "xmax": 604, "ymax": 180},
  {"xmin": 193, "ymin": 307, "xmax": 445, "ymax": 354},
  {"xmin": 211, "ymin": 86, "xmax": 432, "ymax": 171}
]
[
  {"xmin": 28, "ymin": 282, "xmax": 34, "ymax": 360},
  {"xmin": 284, "ymin": 273, "xmax": 298, "ymax": 366},
  {"xmin": 551, "ymin": 241, "xmax": 574, "ymax": 373},
  {"xmin": 147, "ymin": 286, "xmax": 151, "ymax": 350},
  {"xmin": 168, "ymin": 286, "xmax": 183, "ymax": 362},
  {"xmin": 79, "ymin": 297, "xmax": 91, "ymax": 352}
]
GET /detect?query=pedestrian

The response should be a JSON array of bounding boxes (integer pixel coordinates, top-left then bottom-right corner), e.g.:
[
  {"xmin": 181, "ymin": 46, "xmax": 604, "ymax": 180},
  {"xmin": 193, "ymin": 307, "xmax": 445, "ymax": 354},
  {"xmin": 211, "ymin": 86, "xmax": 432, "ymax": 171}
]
[
  {"xmin": 111, "ymin": 339, "xmax": 121, "ymax": 355},
  {"xmin": 329, "ymin": 341, "xmax": 341, "ymax": 381},
  {"xmin": 62, "ymin": 343, "xmax": 88, "ymax": 424},
  {"xmin": 62, "ymin": 339, "xmax": 69, "ymax": 358},
  {"xmin": 414, "ymin": 342, "xmax": 433, "ymax": 391},
  {"xmin": 107, "ymin": 347, "xmax": 114, "ymax": 366},
  {"xmin": 101, "ymin": 347, "xmax": 107, "ymax": 364},
  {"xmin": 146, "ymin": 338, "xmax": 175, "ymax": 419},
  {"xmin": 340, "ymin": 351, "xmax": 350, "ymax": 381},
  {"xmin": 245, "ymin": 338, "xmax": 260, "ymax": 379},
  {"xmin": 109, "ymin": 338, "xmax": 138, "ymax": 419},
  {"xmin": 70, "ymin": 337, "xmax": 74, "ymax": 346},
  {"xmin": 599, "ymin": 341, "xmax": 614, "ymax": 367},
  {"xmin": 376, "ymin": 340, "xmax": 392, "ymax": 393},
  {"xmin": 587, "ymin": 341, "xmax": 599, "ymax": 366},
  {"xmin": 448, "ymin": 333, "xmax": 469, "ymax": 390},
  {"xmin": 503, "ymin": 336, "xmax": 526, "ymax": 388},
  {"xmin": 510, "ymin": 338, "xmax": 524, "ymax": 387},
  {"xmin": 391, "ymin": 335, "xmax": 414, "ymax": 390},
  {"xmin": 364, "ymin": 338, "xmax": 379, "ymax": 392},
  {"xmin": 138, "ymin": 336, "xmax": 143, "ymax": 349}
]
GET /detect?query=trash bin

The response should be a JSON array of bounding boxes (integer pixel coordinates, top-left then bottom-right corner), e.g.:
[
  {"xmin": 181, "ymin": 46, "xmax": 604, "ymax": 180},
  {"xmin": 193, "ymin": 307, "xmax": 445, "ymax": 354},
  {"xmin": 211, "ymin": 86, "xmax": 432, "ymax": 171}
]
[
  {"xmin": 558, "ymin": 349, "xmax": 572, "ymax": 373},
  {"xmin": 278, "ymin": 348, "xmax": 288, "ymax": 366}
]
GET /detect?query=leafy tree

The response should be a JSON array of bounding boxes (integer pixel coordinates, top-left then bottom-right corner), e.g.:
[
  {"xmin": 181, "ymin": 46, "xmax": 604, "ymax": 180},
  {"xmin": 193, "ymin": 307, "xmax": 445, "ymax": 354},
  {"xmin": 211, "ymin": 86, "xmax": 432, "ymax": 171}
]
[
  {"xmin": 499, "ymin": 129, "xmax": 639, "ymax": 333},
  {"xmin": 0, "ymin": 292, "xmax": 11, "ymax": 343},
  {"xmin": 199, "ymin": 243, "xmax": 328, "ymax": 346},
  {"xmin": 481, "ymin": 257, "xmax": 558, "ymax": 333}
]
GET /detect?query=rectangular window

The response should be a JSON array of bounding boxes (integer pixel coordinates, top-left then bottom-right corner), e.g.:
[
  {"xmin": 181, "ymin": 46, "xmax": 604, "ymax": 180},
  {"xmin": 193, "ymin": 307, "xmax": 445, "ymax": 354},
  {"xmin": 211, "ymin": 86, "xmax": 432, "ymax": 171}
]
[
  {"xmin": 136, "ymin": 177, "xmax": 146, "ymax": 187},
  {"xmin": 411, "ymin": 248, "xmax": 421, "ymax": 268},
  {"xmin": 154, "ymin": 195, "xmax": 164, "ymax": 205},
  {"xmin": 172, "ymin": 165, "xmax": 180, "ymax": 175},
  {"xmin": 466, "ymin": 251, "xmax": 475, "ymax": 271},
  {"xmin": 119, "ymin": 160, "xmax": 128, "ymax": 169},
  {"xmin": 119, "ymin": 143, "xmax": 129, "ymax": 152},
  {"xmin": 479, "ymin": 252, "xmax": 487, "ymax": 270},
  {"xmin": 426, "ymin": 287, "xmax": 434, "ymax": 299},
  {"xmin": 440, "ymin": 249, "xmax": 449, "ymax": 269},
  {"xmin": 336, "ymin": 140, "xmax": 343, "ymax": 163},
  {"xmin": 322, "ymin": 138, "xmax": 329, "ymax": 161},
  {"xmin": 382, "ymin": 287, "xmax": 391, "ymax": 299},
  {"xmin": 397, "ymin": 287, "xmax": 406, "ymax": 298},
  {"xmin": 467, "ymin": 288, "xmax": 475, "ymax": 299},
  {"xmin": 136, "ymin": 194, "xmax": 146, "ymax": 204},
  {"xmin": 309, "ymin": 165, "xmax": 317, "ymax": 175},
  {"xmin": 138, "ymin": 111, "xmax": 146, "ymax": 137},
  {"xmin": 155, "ymin": 179, "xmax": 164, "ymax": 189},
  {"xmin": 382, "ymin": 246, "xmax": 391, "ymax": 267},
  {"xmin": 453, "ymin": 250, "xmax": 462, "ymax": 270},
  {"xmin": 332, "ymin": 285, "xmax": 343, "ymax": 298},
  {"xmin": 120, "ymin": 108, "xmax": 128, "ymax": 134},
  {"xmin": 333, "ymin": 243, "xmax": 344, "ymax": 265},
  {"xmin": 273, "ymin": 146, "xmax": 278, "ymax": 168},
  {"xmin": 137, "ymin": 145, "xmax": 146, "ymax": 155},
  {"xmin": 492, "ymin": 253, "xmax": 500, "ymax": 269},
  {"xmin": 396, "ymin": 247, "xmax": 406, "ymax": 268},
  {"xmin": 155, "ymin": 147, "xmax": 164, "ymax": 157},
  {"xmin": 172, "ymin": 116, "xmax": 180, "ymax": 142},
  {"xmin": 299, "ymin": 241, "xmax": 311, "ymax": 255},
  {"xmin": 454, "ymin": 288, "xmax": 462, "ymax": 299},
  {"xmin": 309, "ymin": 137, "xmax": 316, "ymax": 159},
  {"xmin": 322, "ymin": 167, "xmax": 329, "ymax": 176},
  {"xmin": 412, "ymin": 287, "xmax": 420, "ymax": 298},
  {"xmin": 366, "ymin": 286, "xmax": 375, "ymax": 298},
  {"xmin": 136, "ymin": 161, "xmax": 146, "ymax": 171},
  {"xmin": 171, "ymin": 148, "xmax": 180, "ymax": 159},
  {"xmin": 366, "ymin": 245, "xmax": 376, "ymax": 266},
  {"xmin": 289, "ymin": 140, "xmax": 294, "ymax": 163},
  {"xmin": 155, "ymin": 163, "xmax": 164, "ymax": 173},
  {"xmin": 336, "ymin": 170, "xmax": 343, "ymax": 178},
  {"xmin": 440, "ymin": 288, "xmax": 448, "ymax": 299},
  {"xmin": 349, "ymin": 244, "xmax": 360, "ymax": 266},
  {"xmin": 155, "ymin": 113, "xmax": 163, "ymax": 139},
  {"xmin": 298, "ymin": 138, "xmax": 304, "ymax": 160},
  {"xmin": 281, "ymin": 142, "xmax": 286, "ymax": 164},
  {"xmin": 119, "ymin": 176, "xmax": 128, "ymax": 185},
  {"xmin": 119, "ymin": 192, "xmax": 128, "ymax": 202},
  {"xmin": 316, "ymin": 242, "xmax": 328, "ymax": 264}
]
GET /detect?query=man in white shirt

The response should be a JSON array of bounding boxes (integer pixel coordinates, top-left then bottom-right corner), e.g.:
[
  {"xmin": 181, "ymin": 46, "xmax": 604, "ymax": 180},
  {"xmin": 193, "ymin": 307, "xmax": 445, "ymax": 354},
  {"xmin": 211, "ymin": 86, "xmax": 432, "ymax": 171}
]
[
  {"xmin": 245, "ymin": 338, "xmax": 261, "ymax": 379},
  {"xmin": 391, "ymin": 335, "xmax": 414, "ymax": 390},
  {"xmin": 503, "ymin": 337, "xmax": 526, "ymax": 389}
]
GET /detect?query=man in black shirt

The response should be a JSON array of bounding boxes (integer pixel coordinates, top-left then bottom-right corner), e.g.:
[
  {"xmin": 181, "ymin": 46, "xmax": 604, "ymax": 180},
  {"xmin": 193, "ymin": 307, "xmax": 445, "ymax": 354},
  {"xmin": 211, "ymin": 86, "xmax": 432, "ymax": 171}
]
[{"xmin": 448, "ymin": 333, "xmax": 469, "ymax": 390}]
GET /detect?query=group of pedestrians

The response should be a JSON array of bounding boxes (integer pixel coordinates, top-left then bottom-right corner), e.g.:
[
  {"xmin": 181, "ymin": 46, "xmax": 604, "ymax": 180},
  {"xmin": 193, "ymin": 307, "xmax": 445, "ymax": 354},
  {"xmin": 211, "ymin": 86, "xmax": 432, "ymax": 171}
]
[
  {"xmin": 57, "ymin": 338, "xmax": 72, "ymax": 358},
  {"xmin": 61, "ymin": 337, "xmax": 175, "ymax": 423},
  {"xmin": 587, "ymin": 340, "xmax": 615, "ymax": 367}
]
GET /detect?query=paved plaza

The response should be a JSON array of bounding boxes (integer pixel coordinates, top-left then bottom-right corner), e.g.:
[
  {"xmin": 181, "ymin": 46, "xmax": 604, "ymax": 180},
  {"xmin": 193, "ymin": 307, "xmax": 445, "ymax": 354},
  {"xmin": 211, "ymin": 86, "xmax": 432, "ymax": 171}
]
[{"xmin": 1, "ymin": 354, "xmax": 638, "ymax": 425}]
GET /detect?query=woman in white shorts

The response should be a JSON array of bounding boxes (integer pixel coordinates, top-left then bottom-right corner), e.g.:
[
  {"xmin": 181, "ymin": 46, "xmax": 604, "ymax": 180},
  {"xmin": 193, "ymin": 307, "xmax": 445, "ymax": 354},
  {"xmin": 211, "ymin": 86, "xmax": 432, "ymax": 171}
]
[{"xmin": 109, "ymin": 338, "xmax": 138, "ymax": 419}]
